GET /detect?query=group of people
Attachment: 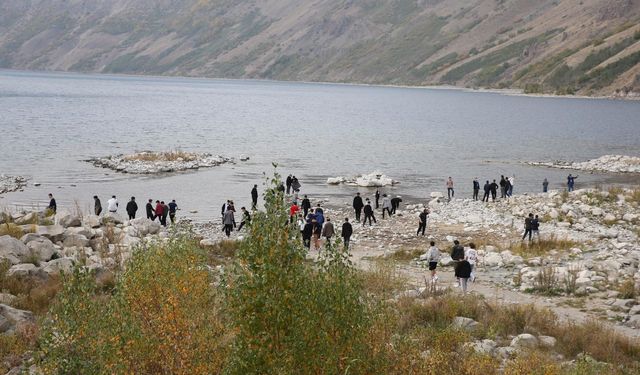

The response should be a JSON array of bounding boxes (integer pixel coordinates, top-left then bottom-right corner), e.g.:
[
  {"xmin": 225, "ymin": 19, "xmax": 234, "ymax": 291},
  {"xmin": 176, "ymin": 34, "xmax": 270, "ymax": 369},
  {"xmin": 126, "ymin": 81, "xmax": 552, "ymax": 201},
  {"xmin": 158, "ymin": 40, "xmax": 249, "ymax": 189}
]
[
  {"xmin": 468, "ymin": 175, "xmax": 516, "ymax": 202},
  {"xmin": 93, "ymin": 195, "xmax": 178, "ymax": 226},
  {"xmin": 352, "ymin": 190, "xmax": 403, "ymax": 226},
  {"xmin": 421, "ymin": 240, "xmax": 478, "ymax": 293},
  {"xmin": 221, "ymin": 199, "xmax": 252, "ymax": 237}
]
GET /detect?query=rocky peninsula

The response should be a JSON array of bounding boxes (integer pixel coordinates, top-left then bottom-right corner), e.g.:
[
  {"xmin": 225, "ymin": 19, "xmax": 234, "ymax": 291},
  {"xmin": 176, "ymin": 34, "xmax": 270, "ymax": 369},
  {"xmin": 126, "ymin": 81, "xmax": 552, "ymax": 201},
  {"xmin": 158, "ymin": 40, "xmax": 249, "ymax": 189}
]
[
  {"xmin": 528, "ymin": 154, "xmax": 640, "ymax": 174},
  {"xmin": 0, "ymin": 175, "xmax": 28, "ymax": 195},
  {"xmin": 86, "ymin": 151, "xmax": 243, "ymax": 174}
]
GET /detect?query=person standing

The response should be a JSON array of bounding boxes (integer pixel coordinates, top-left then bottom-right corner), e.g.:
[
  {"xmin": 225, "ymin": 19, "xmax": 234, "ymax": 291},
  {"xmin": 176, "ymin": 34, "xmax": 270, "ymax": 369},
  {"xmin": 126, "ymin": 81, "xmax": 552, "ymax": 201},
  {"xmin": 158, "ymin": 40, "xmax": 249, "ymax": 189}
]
[
  {"xmin": 522, "ymin": 213, "xmax": 534, "ymax": 241},
  {"xmin": 505, "ymin": 177, "xmax": 512, "ymax": 198},
  {"xmin": 238, "ymin": 207, "xmax": 251, "ymax": 231},
  {"xmin": 155, "ymin": 200, "xmax": 164, "ymax": 225},
  {"xmin": 423, "ymin": 241, "xmax": 440, "ymax": 281},
  {"xmin": 532, "ymin": 214, "xmax": 540, "ymax": 239},
  {"xmin": 312, "ymin": 218, "xmax": 322, "ymax": 250},
  {"xmin": 286, "ymin": 174, "xmax": 293, "ymax": 195},
  {"xmin": 375, "ymin": 189, "xmax": 380, "ymax": 209},
  {"xmin": 341, "ymin": 218, "xmax": 353, "ymax": 249},
  {"xmin": 251, "ymin": 184, "xmax": 258, "ymax": 210},
  {"xmin": 455, "ymin": 259, "xmax": 472, "ymax": 294},
  {"xmin": 363, "ymin": 199, "xmax": 376, "ymax": 226},
  {"xmin": 302, "ymin": 219, "xmax": 314, "ymax": 249},
  {"xmin": 107, "ymin": 195, "xmax": 118, "ymax": 213},
  {"xmin": 417, "ymin": 209, "xmax": 429, "ymax": 236},
  {"xmin": 161, "ymin": 201, "xmax": 169, "ymax": 226},
  {"xmin": 567, "ymin": 174, "xmax": 578, "ymax": 192},
  {"xmin": 542, "ymin": 178, "xmax": 549, "ymax": 193},
  {"xmin": 390, "ymin": 196, "xmax": 402, "ymax": 214},
  {"xmin": 301, "ymin": 195, "xmax": 311, "ymax": 218},
  {"xmin": 381, "ymin": 194, "xmax": 392, "ymax": 218},
  {"xmin": 48, "ymin": 193, "xmax": 57, "ymax": 214},
  {"xmin": 291, "ymin": 176, "xmax": 301, "ymax": 192},
  {"xmin": 289, "ymin": 201, "xmax": 299, "ymax": 224},
  {"xmin": 146, "ymin": 199, "xmax": 154, "ymax": 220},
  {"xmin": 472, "ymin": 178, "xmax": 480, "ymax": 201},
  {"xmin": 93, "ymin": 196, "xmax": 102, "ymax": 216},
  {"xmin": 509, "ymin": 175, "xmax": 515, "ymax": 196},
  {"xmin": 168, "ymin": 199, "xmax": 178, "ymax": 224},
  {"xmin": 446, "ymin": 177, "xmax": 454, "ymax": 200},
  {"xmin": 126, "ymin": 197, "xmax": 138, "ymax": 220},
  {"xmin": 223, "ymin": 207, "xmax": 235, "ymax": 237},
  {"xmin": 314, "ymin": 206, "xmax": 325, "ymax": 227},
  {"xmin": 465, "ymin": 243, "xmax": 478, "ymax": 282},
  {"xmin": 321, "ymin": 217, "xmax": 335, "ymax": 245},
  {"xmin": 450, "ymin": 240, "xmax": 465, "ymax": 286},
  {"xmin": 499, "ymin": 175, "xmax": 507, "ymax": 198},
  {"xmin": 482, "ymin": 181, "xmax": 491, "ymax": 202},
  {"xmin": 490, "ymin": 180, "xmax": 498, "ymax": 201},
  {"xmin": 353, "ymin": 192, "xmax": 364, "ymax": 222}
]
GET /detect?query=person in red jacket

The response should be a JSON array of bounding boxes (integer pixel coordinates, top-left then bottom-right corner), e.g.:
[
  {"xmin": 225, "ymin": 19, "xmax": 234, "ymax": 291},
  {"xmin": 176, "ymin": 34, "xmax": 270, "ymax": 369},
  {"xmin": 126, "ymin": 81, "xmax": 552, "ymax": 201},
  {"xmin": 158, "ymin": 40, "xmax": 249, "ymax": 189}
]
[
  {"xmin": 155, "ymin": 200, "xmax": 165, "ymax": 226},
  {"xmin": 289, "ymin": 202, "xmax": 299, "ymax": 224}
]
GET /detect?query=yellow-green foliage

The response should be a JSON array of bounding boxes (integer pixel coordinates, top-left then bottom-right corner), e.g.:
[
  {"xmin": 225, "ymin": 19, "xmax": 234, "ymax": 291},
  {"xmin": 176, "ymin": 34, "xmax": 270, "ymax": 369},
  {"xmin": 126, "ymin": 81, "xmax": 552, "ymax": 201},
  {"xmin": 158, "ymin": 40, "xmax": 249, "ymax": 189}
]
[{"xmin": 0, "ymin": 223, "xmax": 25, "ymax": 239}]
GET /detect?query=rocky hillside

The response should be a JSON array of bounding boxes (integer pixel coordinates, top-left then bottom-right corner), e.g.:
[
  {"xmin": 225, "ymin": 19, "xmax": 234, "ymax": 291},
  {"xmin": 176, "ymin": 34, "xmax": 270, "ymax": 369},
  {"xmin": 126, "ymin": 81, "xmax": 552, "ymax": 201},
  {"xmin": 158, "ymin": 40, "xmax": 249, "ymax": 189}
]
[{"xmin": 1, "ymin": 0, "xmax": 640, "ymax": 96}]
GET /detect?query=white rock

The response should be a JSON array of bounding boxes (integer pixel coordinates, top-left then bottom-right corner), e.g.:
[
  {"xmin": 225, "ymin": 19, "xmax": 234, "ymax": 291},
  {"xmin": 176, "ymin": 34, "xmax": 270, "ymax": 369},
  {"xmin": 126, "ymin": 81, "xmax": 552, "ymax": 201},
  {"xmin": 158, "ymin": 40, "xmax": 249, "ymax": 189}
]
[
  {"xmin": 0, "ymin": 235, "xmax": 31, "ymax": 265},
  {"xmin": 538, "ymin": 335, "xmax": 557, "ymax": 348},
  {"xmin": 42, "ymin": 258, "xmax": 74, "ymax": 276},
  {"xmin": 510, "ymin": 333, "xmax": 539, "ymax": 349},
  {"xmin": 7, "ymin": 263, "xmax": 40, "ymax": 278},
  {"xmin": 452, "ymin": 316, "xmax": 480, "ymax": 331}
]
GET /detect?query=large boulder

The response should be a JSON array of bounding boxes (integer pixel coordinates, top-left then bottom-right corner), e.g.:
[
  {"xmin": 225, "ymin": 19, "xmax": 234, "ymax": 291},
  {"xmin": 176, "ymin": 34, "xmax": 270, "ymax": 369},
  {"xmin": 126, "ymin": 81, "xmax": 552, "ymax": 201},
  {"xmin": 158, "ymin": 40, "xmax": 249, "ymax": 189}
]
[
  {"xmin": 452, "ymin": 316, "xmax": 480, "ymax": 332},
  {"xmin": 129, "ymin": 218, "xmax": 162, "ymax": 237},
  {"xmin": 63, "ymin": 234, "xmax": 90, "ymax": 248},
  {"xmin": 510, "ymin": 333, "xmax": 539, "ymax": 349},
  {"xmin": 26, "ymin": 237, "xmax": 56, "ymax": 262},
  {"xmin": 102, "ymin": 213, "xmax": 124, "ymax": 225},
  {"xmin": 0, "ymin": 304, "xmax": 35, "ymax": 334},
  {"xmin": 7, "ymin": 263, "xmax": 40, "ymax": 278},
  {"xmin": 35, "ymin": 225, "xmax": 65, "ymax": 243},
  {"xmin": 0, "ymin": 235, "xmax": 31, "ymax": 265},
  {"xmin": 58, "ymin": 214, "xmax": 82, "ymax": 228},
  {"xmin": 42, "ymin": 258, "xmax": 74, "ymax": 276},
  {"xmin": 84, "ymin": 215, "xmax": 101, "ymax": 228},
  {"xmin": 64, "ymin": 227, "xmax": 94, "ymax": 239},
  {"xmin": 14, "ymin": 212, "xmax": 37, "ymax": 225}
]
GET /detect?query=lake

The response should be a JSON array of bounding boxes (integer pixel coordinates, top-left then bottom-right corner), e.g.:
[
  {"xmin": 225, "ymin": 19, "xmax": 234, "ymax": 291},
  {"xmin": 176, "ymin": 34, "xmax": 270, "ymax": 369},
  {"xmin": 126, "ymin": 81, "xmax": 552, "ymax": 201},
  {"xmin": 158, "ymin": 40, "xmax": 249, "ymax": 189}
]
[{"xmin": 1, "ymin": 70, "xmax": 639, "ymax": 221}]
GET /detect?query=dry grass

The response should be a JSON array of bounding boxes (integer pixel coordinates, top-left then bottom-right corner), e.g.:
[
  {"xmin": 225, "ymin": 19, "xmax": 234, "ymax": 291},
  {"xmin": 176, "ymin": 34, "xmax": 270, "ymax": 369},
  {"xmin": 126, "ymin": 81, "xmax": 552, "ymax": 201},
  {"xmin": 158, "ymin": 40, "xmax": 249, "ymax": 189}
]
[
  {"xmin": 384, "ymin": 247, "xmax": 423, "ymax": 261},
  {"xmin": 510, "ymin": 235, "xmax": 579, "ymax": 257},
  {"xmin": 0, "ymin": 223, "xmax": 25, "ymax": 239},
  {"xmin": 0, "ymin": 323, "xmax": 38, "ymax": 374},
  {"xmin": 199, "ymin": 239, "xmax": 239, "ymax": 265},
  {"xmin": 359, "ymin": 260, "xmax": 408, "ymax": 300},
  {"xmin": 0, "ymin": 269, "xmax": 63, "ymax": 315},
  {"xmin": 123, "ymin": 150, "xmax": 200, "ymax": 162},
  {"xmin": 616, "ymin": 278, "xmax": 637, "ymax": 299}
]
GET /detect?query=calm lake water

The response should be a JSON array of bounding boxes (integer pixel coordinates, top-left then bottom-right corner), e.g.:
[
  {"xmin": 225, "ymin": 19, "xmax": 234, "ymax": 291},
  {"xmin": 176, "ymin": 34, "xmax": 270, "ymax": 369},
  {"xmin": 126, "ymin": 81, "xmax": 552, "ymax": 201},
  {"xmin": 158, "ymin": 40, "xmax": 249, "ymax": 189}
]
[{"xmin": 1, "ymin": 70, "xmax": 639, "ymax": 221}]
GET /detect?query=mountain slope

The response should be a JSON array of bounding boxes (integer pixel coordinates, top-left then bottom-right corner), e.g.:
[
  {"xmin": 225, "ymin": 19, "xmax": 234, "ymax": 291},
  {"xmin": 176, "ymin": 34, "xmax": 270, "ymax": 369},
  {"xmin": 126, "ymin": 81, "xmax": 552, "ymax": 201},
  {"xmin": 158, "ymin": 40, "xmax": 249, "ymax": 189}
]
[{"xmin": 1, "ymin": 0, "xmax": 639, "ymax": 96}]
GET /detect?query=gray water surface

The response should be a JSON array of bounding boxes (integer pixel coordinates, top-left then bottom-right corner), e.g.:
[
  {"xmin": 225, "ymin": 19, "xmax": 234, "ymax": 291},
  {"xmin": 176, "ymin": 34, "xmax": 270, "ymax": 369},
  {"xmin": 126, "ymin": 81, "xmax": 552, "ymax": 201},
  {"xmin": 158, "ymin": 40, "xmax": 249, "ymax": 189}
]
[{"xmin": 1, "ymin": 70, "xmax": 639, "ymax": 221}]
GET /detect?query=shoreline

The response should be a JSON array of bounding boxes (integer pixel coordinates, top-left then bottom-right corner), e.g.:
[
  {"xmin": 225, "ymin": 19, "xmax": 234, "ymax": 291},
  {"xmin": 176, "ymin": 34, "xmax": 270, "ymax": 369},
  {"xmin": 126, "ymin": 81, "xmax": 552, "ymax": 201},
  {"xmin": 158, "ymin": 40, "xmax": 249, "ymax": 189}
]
[{"xmin": 2, "ymin": 68, "xmax": 638, "ymax": 102}]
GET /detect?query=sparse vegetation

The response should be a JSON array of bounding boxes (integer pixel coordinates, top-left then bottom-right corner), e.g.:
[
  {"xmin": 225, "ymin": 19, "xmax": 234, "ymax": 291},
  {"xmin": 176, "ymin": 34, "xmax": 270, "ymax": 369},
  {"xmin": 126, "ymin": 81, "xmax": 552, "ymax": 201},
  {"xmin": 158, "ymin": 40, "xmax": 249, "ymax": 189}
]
[
  {"xmin": 123, "ymin": 150, "xmax": 201, "ymax": 162},
  {"xmin": 510, "ymin": 235, "xmax": 578, "ymax": 257}
]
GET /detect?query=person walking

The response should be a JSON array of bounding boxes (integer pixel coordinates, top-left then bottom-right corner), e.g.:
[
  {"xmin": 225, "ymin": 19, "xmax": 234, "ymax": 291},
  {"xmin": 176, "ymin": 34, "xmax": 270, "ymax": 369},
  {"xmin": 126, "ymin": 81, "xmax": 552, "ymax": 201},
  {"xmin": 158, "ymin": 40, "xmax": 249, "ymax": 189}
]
[
  {"xmin": 321, "ymin": 217, "xmax": 335, "ymax": 246},
  {"xmin": 390, "ymin": 196, "xmax": 402, "ymax": 214},
  {"xmin": 223, "ymin": 207, "xmax": 235, "ymax": 237},
  {"xmin": 499, "ymin": 175, "xmax": 507, "ymax": 198},
  {"xmin": 542, "ymin": 178, "xmax": 549, "ymax": 193},
  {"xmin": 482, "ymin": 181, "xmax": 491, "ymax": 202},
  {"xmin": 168, "ymin": 199, "xmax": 178, "ymax": 224},
  {"xmin": 455, "ymin": 259, "xmax": 472, "ymax": 294},
  {"xmin": 251, "ymin": 184, "xmax": 258, "ymax": 210},
  {"xmin": 422, "ymin": 241, "xmax": 440, "ymax": 281},
  {"xmin": 472, "ymin": 178, "xmax": 480, "ymax": 201},
  {"xmin": 353, "ymin": 192, "xmax": 364, "ymax": 222},
  {"xmin": 446, "ymin": 177, "xmax": 454, "ymax": 200},
  {"xmin": 375, "ymin": 189, "xmax": 380, "ymax": 209},
  {"xmin": 289, "ymin": 201, "xmax": 299, "ymax": 224},
  {"xmin": 48, "ymin": 193, "xmax": 57, "ymax": 214},
  {"xmin": 381, "ymin": 194, "xmax": 392, "ymax": 219},
  {"xmin": 465, "ymin": 243, "xmax": 478, "ymax": 282},
  {"xmin": 93, "ymin": 196, "xmax": 102, "ymax": 216},
  {"xmin": 312, "ymin": 217, "xmax": 322, "ymax": 250},
  {"xmin": 532, "ymin": 214, "xmax": 540, "ymax": 239},
  {"xmin": 302, "ymin": 219, "xmax": 313, "ymax": 249},
  {"xmin": 505, "ymin": 177, "xmax": 512, "ymax": 198},
  {"xmin": 161, "ymin": 201, "xmax": 169, "ymax": 227},
  {"xmin": 341, "ymin": 218, "xmax": 353, "ymax": 249},
  {"xmin": 567, "ymin": 174, "xmax": 578, "ymax": 192},
  {"xmin": 522, "ymin": 213, "xmax": 534, "ymax": 241},
  {"xmin": 238, "ymin": 207, "xmax": 251, "ymax": 231},
  {"xmin": 146, "ymin": 199, "xmax": 154, "ymax": 220},
  {"xmin": 363, "ymin": 199, "xmax": 376, "ymax": 226},
  {"xmin": 417, "ymin": 209, "xmax": 429, "ymax": 236},
  {"xmin": 490, "ymin": 180, "xmax": 498, "ymax": 201},
  {"xmin": 107, "ymin": 195, "xmax": 118, "ymax": 213},
  {"xmin": 286, "ymin": 174, "xmax": 293, "ymax": 195},
  {"xmin": 509, "ymin": 175, "xmax": 515, "ymax": 196},
  {"xmin": 301, "ymin": 195, "xmax": 311, "ymax": 218},
  {"xmin": 155, "ymin": 200, "xmax": 164, "ymax": 225},
  {"xmin": 126, "ymin": 197, "xmax": 138, "ymax": 220},
  {"xmin": 450, "ymin": 240, "xmax": 465, "ymax": 286}
]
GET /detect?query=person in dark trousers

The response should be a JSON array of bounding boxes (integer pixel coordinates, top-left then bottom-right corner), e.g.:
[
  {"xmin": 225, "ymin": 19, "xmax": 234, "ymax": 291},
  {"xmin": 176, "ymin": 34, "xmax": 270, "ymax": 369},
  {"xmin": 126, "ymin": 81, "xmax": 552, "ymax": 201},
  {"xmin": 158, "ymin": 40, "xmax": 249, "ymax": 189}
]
[
  {"xmin": 417, "ymin": 209, "xmax": 429, "ymax": 236},
  {"xmin": 450, "ymin": 240, "xmax": 465, "ymax": 286},
  {"xmin": 499, "ymin": 175, "xmax": 507, "ymax": 198},
  {"xmin": 482, "ymin": 181, "xmax": 491, "ymax": 202},
  {"xmin": 505, "ymin": 177, "xmax": 512, "ymax": 198},
  {"xmin": 363, "ymin": 199, "xmax": 376, "ymax": 226},
  {"xmin": 126, "ymin": 197, "xmax": 138, "ymax": 220},
  {"xmin": 532, "ymin": 214, "xmax": 540, "ymax": 239},
  {"xmin": 94, "ymin": 196, "xmax": 102, "ymax": 216},
  {"xmin": 455, "ymin": 259, "xmax": 472, "ymax": 294},
  {"xmin": 238, "ymin": 207, "xmax": 251, "ymax": 231},
  {"xmin": 375, "ymin": 189, "xmax": 380, "ymax": 209},
  {"xmin": 48, "ymin": 193, "xmax": 57, "ymax": 214},
  {"xmin": 291, "ymin": 176, "xmax": 301, "ymax": 192},
  {"xmin": 251, "ymin": 184, "xmax": 258, "ymax": 210},
  {"xmin": 221, "ymin": 200, "xmax": 231, "ymax": 219},
  {"xmin": 353, "ymin": 192, "xmax": 364, "ymax": 222},
  {"xmin": 223, "ymin": 207, "xmax": 235, "ymax": 237},
  {"xmin": 446, "ymin": 177, "xmax": 454, "ymax": 199},
  {"xmin": 155, "ymin": 200, "xmax": 164, "ymax": 225},
  {"xmin": 301, "ymin": 195, "xmax": 311, "ymax": 218},
  {"xmin": 168, "ymin": 199, "xmax": 178, "ymax": 224},
  {"xmin": 390, "ymin": 196, "xmax": 402, "ymax": 214},
  {"xmin": 490, "ymin": 179, "xmax": 499, "ymax": 201},
  {"xmin": 342, "ymin": 218, "xmax": 353, "ymax": 249},
  {"xmin": 286, "ymin": 174, "xmax": 293, "ymax": 194},
  {"xmin": 161, "ymin": 201, "xmax": 169, "ymax": 227},
  {"xmin": 542, "ymin": 178, "xmax": 549, "ymax": 193},
  {"xmin": 302, "ymin": 219, "xmax": 313, "ymax": 249},
  {"xmin": 472, "ymin": 178, "xmax": 480, "ymax": 201},
  {"xmin": 567, "ymin": 174, "xmax": 578, "ymax": 192},
  {"xmin": 146, "ymin": 199, "xmax": 154, "ymax": 220},
  {"xmin": 381, "ymin": 194, "xmax": 392, "ymax": 219},
  {"xmin": 321, "ymin": 217, "xmax": 335, "ymax": 245},
  {"xmin": 522, "ymin": 213, "xmax": 534, "ymax": 241}
]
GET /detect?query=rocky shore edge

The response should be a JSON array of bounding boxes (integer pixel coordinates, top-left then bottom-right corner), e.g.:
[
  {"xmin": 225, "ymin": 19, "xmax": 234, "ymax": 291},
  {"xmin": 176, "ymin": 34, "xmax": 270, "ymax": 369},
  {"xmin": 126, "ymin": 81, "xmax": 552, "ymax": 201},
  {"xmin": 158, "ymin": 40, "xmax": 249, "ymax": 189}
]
[
  {"xmin": 527, "ymin": 154, "xmax": 640, "ymax": 174},
  {"xmin": 0, "ymin": 175, "xmax": 28, "ymax": 195},
  {"xmin": 85, "ymin": 151, "xmax": 248, "ymax": 174}
]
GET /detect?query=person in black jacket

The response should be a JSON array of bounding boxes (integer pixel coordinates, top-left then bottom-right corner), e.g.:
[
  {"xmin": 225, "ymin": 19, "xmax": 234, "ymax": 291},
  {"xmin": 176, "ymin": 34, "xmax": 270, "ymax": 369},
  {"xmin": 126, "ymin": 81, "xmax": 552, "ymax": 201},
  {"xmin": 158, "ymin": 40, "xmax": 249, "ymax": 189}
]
[
  {"xmin": 363, "ymin": 199, "xmax": 376, "ymax": 226},
  {"xmin": 302, "ymin": 219, "xmax": 313, "ymax": 249},
  {"xmin": 375, "ymin": 189, "xmax": 380, "ymax": 209},
  {"xmin": 522, "ymin": 213, "xmax": 534, "ymax": 241},
  {"xmin": 126, "ymin": 197, "xmax": 138, "ymax": 220},
  {"xmin": 48, "ymin": 193, "xmax": 57, "ymax": 214},
  {"xmin": 286, "ymin": 175, "xmax": 293, "ymax": 194},
  {"xmin": 146, "ymin": 199, "xmax": 154, "ymax": 220},
  {"xmin": 238, "ymin": 207, "xmax": 251, "ymax": 231},
  {"xmin": 94, "ymin": 196, "xmax": 102, "ymax": 216},
  {"xmin": 417, "ymin": 209, "xmax": 429, "ymax": 236},
  {"xmin": 482, "ymin": 181, "xmax": 491, "ymax": 202},
  {"xmin": 301, "ymin": 195, "xmax": 311, "ymax": 217},
  {"xmin": 451, "ymin": 240, "xmax": 465, "ymax": 287},
  {"xmin": 472, "ymin": 178, "xmax": 480, "ymax": 201},
  {"xmin": 251, "ymin": 185, "xmax": 258, "ymax": 210},
  {"xmin": 490, "ymin": 180, "xmax": 499, "ymax": 201},
  {"xmin": 341, "ymin": 218, "xmax": 353, "ymax": 249},
  {"xmin": 390, "ymin": 196, "xmax": 402, "ymax": 214},
  {"xmin": 499, "ymin": 175, "xmax": 507, "ymax": 198},
  {"xmin": 352, "ymin": 193, "xmax": 364, "ymax": 222},
  {"xmin": 455, "ymin": 259, "xmax": 472, "ymax": 294}
]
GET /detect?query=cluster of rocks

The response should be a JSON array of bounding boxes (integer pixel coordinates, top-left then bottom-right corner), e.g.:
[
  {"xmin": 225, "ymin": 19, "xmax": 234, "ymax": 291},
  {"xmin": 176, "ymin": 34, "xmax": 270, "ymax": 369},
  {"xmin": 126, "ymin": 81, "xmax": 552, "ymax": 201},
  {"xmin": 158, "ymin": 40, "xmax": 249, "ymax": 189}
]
[
  {"xmin": 0, "ymin": 175, "xmax": 28, "ymax": 194},
  {"xmin": 327, "ymin": 171, "xmax": 398, "ymax": 187},
  {"xmin": 528, "ymin": 154, "xmax": 640, "ymax": 173},
  {"xmin": 85, "ymin": 152, "xmax": 244, "ymax": 174}
]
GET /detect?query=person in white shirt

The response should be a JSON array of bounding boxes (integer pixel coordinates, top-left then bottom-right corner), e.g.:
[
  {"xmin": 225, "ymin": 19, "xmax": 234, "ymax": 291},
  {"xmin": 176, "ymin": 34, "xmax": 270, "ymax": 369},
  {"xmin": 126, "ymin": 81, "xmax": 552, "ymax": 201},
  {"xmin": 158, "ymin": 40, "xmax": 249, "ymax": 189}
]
[
  {"xmin": 107, "ymin": 195, "xmax": 119, "ymax": 213},
  {"xmin": 420, "ymin": 241, "xmax": 441, "ymax": 281},
  {"xmin": 465, "ymin": 243, "xmax": 478, "ymax": 282}
]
